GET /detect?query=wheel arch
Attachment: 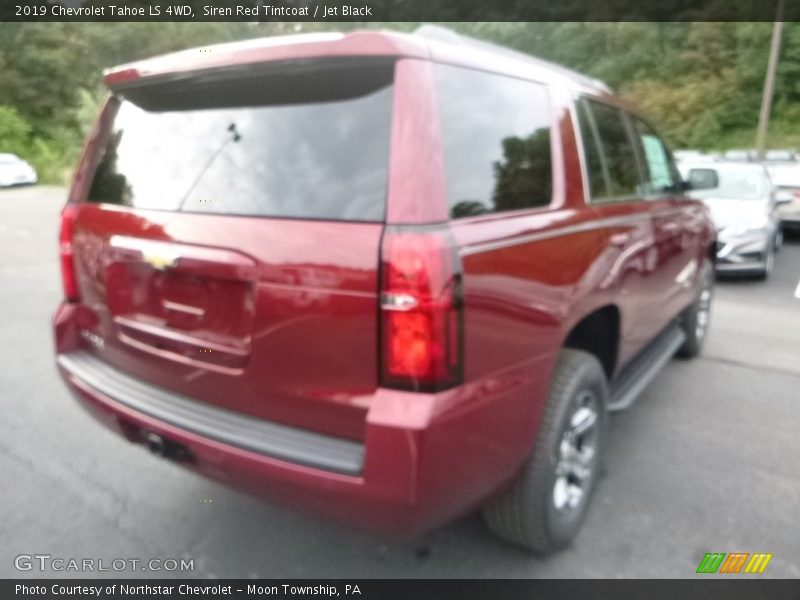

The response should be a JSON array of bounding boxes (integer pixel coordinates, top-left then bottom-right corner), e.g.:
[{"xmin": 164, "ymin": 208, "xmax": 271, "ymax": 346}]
[{"xmin": 562, "ymin": 304, "xmax": 621, "ymax": 380}]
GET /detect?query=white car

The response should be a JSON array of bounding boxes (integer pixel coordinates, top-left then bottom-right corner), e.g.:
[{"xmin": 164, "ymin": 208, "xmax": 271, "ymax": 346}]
[
  {"xmin": 762, "ymin": 158, "xmax": 800, "ymax": 231},
  {"xmin": 0, "ymin": 153, "xmax": 38, "ymax": 187},
  {"xmin": 681, "ymin": 161, "xmax": 782, "ymax": 279},
  {"xmin": 765, "ymin": 163, "xmax": 800, "ymax": 187}
]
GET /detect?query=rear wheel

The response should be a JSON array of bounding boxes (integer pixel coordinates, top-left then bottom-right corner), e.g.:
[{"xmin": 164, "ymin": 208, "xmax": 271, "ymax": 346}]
[
  {"xmin": 482, "ymin": 349, "xmax": 607, "ymax": 554},
  {"xmin": 677, "ymin": 263, "xmax": 713, "ymax": 358}
]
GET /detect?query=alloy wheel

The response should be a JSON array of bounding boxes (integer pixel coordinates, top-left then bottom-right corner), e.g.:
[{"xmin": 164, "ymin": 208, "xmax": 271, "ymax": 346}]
[
  {"xmin": 553, "ymin": 390, "xmax": 599, "ymax": 512},
  {"xmin": 695, "ymin": 283, "xmax": 713, "ymax": 342}
]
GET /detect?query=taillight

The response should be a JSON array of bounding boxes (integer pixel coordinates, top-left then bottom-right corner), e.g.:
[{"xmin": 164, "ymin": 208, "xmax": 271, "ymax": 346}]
[
  {"xmin": 59, "ymin": 204, "xmax": 80, "ymax": 302},
  {"xmin": 104, "ymin": 67, "xmax": 141, "ymax": 88},
  {"xmin": 379, "ymin": 226, "xmax": 464, "ymax": 392}
]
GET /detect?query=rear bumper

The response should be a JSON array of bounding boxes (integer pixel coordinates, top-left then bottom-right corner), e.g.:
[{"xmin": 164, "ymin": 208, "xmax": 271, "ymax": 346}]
[
  {"xmin": 57, "ymin": 351, "xmax": 365, "ymax": 475},
  {"xmin": 779, "ymin": 215, "xmax": 800, "ymax": 230},
  {"xmin": 54, "ymin": 305, "xmax": 543, "ymax": 536},
  {"xmin": 777, "ymin": 200, "xmax": 800, "ymax": 225}
]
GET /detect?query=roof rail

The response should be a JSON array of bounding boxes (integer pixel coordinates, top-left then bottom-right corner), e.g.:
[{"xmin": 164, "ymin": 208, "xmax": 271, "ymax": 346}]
[{"xmin": 413, "ymin": 25, "xmax": 612, "ymax": 93}]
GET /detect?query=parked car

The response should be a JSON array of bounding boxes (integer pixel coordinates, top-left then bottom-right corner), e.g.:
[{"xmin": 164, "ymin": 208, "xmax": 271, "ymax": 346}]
[
  {"xmin": 764, "ymin": 149, "xmax": 797, "ymax": 162},
  {"xmin": 762, "ymin": 160, "xmax": 800, "ymax": 232},
  {"xmin": 53, "ymin": 29, "xmax": 716, "ymax": 554},
  {"xmin": 774, "ymin": 189, "xmax": 800, "ymax": 232},
  {"xmin": 0, "ymin": 153, "xmax": 37, "ymax": 187},
  {"xmin": 675, "ymin": 150, "xmax": 721, "ymax": 165},
  {"xmin": 723, "ymin": 149, "xmax": 758, "ymax": 162},
  {"xmin": 681, "ymin": 161, "xmax": 782, "ymax": 279},
  {"xmin": 674, "ymin": 149, "xmax": 706, "ymax": 162}
]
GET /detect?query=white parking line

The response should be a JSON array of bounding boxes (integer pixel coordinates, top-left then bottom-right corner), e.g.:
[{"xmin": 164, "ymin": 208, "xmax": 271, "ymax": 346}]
[{"xmin": 795, "ymin": 279, "xmax": 800, "ymax": 299}]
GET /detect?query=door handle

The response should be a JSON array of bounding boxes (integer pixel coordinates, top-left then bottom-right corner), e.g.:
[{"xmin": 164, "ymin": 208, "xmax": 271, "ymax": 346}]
[
  {"xmin": 660, "ymin": 221, "xmax": 681, "ymax": 234},
  {"xmin": 609, "ymin": 232, "xmax": 630, "ymax": 247}
]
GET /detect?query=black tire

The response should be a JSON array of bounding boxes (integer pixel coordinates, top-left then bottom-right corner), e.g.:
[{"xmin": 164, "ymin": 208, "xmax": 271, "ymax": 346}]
[
  {"xmin": 676, "ymin": 263, "xmax": 713, "ymax": 358},
  {"xmin": 482, "ymin": 349, "xmax": 607, "ymax": 554},
  {"xmin": 752, "ymin": 242, "xmax": 774, "ymax": 281}
]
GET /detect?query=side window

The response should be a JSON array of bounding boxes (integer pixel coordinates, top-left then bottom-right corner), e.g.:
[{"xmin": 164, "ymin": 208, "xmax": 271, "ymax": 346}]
[
  {"xmin": 435, "ymin": 65, "xmax": 553, "ymax": 219},
  {"xmin": 577, "ymin": 98, "xmax": 641, "ymax": 200},
  {"xmin": 576, "ymin": 100, "xmax": 608, "ymax": 198},
  {"xmin": 630, "ymin": 117, "xmax": 678, "ymax": 195}
]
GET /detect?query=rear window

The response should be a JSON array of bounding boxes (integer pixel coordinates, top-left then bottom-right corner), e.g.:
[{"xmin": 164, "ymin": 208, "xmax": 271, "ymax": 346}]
[
  {"xmin": 87, "ymin": 62, "xmax": 394, "ymax": 222},
  {"xmin": 577, "ymin": 98, "xmax": 641, "ymax": 200},
  {"xmin": 435, "ymin": 64, "xmax": 553, "ymax": 219}
]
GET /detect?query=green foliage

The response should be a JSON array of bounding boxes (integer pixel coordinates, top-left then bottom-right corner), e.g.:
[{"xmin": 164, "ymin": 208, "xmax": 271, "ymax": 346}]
[
  {"xmin": 0, "ymin": 22, "xmax": 798, "ymax": 183},
  {"xmin": 24, "ymin": 131, "xmax": 80, "ymax": 185},
  {"xmin": 448, "ymin": 22, "xmax": 800, "ymax": 152},
  {"xmin": 0, "ymin": 105, "xmax": 32, "ymax": 156},
  {"xmin": 0, "ymin": 104, "xmax": 80, "ymax": 183}
]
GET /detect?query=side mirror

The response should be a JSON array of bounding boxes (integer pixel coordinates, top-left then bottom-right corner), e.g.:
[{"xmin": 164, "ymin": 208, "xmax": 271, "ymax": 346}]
[
  {"xmin": 687, "ymin": 168, "xmax": 719, "ymax": 191},
  {"xmin": 775, "ymin": 190, "xmax": 793, "ymax": 205}
]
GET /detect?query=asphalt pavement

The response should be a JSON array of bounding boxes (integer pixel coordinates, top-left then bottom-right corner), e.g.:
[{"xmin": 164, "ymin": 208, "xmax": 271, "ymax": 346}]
[{"xmin": 1, "ymin": 185, "xmax": 798, "ymax": 578}]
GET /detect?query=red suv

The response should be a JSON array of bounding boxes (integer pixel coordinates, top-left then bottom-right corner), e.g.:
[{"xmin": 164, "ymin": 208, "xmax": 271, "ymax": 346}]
[{"xmin": 54, "ymin": 28, "xmax": 715, "ymax": 553}]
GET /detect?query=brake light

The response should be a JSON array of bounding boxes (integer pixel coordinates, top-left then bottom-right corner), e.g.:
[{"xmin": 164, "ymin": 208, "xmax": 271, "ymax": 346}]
[
  {"xmin": 59, "ymin": 204, "xmax": 80, "ymax": 302},
  {"xmin": 379, "ymin": 226, "xmax": 463, "ymax": 392},
  {"xmin": 104, "ymin": 67, "xmax": 141, "ymax": 88}
]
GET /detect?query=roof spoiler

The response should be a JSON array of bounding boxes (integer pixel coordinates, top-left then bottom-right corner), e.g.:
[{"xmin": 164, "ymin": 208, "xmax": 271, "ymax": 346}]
[{"xmin": 413, "ymin": 25, "xmax": 612, "ymax": 93}]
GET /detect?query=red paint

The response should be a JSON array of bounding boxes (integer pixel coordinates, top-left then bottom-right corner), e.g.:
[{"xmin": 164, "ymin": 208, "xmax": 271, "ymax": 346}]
[
  {"xmin": 58, "ymin": 204, "xmax": 80, "ymax": 302},
  {"xmin": 55, "ymin": 30, "xmax": 715, "ymax": 535}
]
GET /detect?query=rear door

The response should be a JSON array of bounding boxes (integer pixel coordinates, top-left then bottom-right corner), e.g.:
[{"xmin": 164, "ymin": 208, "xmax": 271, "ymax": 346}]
[
  {"xmin": 70, "ymin": 59, "xmax": 396, "ymax": 440},
  {"xmin": 627, "ymin": 115, "xmax": 701, "ymax": 318},
  {"xmin": 575, "ymin": 97, "xmax": 665, "ymax": 366}
]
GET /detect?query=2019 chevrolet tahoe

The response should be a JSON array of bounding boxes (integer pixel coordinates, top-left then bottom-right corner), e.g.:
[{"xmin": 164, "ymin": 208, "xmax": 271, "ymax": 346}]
[{"xmin": 53, "ymin": 28, "xmax": 716, "ymax": 553}]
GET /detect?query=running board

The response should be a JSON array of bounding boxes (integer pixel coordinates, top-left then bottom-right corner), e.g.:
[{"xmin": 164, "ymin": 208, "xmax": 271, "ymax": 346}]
[{"xmin": 607, "ymin": 324, "xmax": 686, "ymax": 412}]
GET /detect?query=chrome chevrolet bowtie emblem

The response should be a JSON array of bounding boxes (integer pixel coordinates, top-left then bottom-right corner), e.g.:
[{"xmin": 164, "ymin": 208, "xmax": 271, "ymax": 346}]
[{"xmin": 143, "ymin": 249, "xmax": 180, "ymax": 271}]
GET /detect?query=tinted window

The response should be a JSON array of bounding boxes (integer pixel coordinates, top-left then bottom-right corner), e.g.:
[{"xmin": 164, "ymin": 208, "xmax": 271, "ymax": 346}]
[
  {"xmin": 630, "ymin": 117, "xmax": 678, "ymax": 195},
  {"xmin": 435, "ymin": 65, "xmax": 553, "ymax": 219},
  {"xmin": 87, "ymin": 71, "xmax": 394, "ymax": 221},
  {"xmin": 578, "ymin": 99, "xmax": 641, "ymax": 199},
  {"xmin": 576, "ymin": 100, "xmax": 608, "ymax": 199}
]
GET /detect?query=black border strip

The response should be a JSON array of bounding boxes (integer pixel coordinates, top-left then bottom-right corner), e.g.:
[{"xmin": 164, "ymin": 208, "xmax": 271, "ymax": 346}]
[
  {"xmin": 2, "ymin": 0, "xmax": 799, "ymax": 22},
  {"xmin": 4, "ymin": 579, "xmax": 800, "ymax": 600}
]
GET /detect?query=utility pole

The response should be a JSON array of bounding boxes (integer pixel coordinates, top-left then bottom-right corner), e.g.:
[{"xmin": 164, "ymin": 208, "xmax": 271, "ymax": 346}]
[{"xmin": 755, "ymin": 0, "xmax": 785, "ymax": 159}]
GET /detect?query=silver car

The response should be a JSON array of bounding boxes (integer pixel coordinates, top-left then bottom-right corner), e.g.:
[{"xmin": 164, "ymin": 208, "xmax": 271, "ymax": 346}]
[
  {"xmin": 763, "ymin": 159, "xmax": 800, "ymax": 231},
  {"xmin": 681, "ymin": 161, "xmax": 782, "ymax": 279}
]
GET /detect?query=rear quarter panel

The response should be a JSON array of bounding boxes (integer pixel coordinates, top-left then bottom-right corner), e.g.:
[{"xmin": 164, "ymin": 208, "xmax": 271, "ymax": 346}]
[
  {"xmin": 442, "ymin": 80, "xmax": 714, "ymax": 489},
  {"xmin": 445, "ymin": 83, "xmax": 611, "ymax": 479}
]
